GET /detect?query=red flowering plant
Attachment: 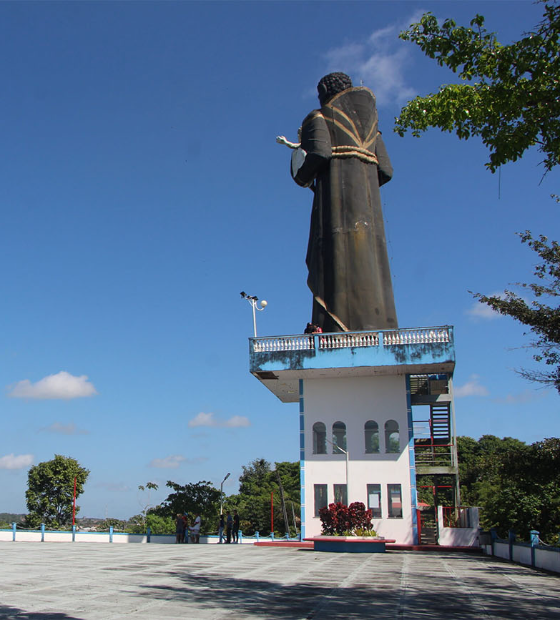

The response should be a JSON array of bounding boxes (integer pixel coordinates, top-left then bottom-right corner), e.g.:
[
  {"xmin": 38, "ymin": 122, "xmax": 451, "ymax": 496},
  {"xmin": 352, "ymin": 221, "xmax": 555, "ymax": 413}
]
[{"xmin": 319, "ymin": 502, "xmax": 375, "ymax": 536}]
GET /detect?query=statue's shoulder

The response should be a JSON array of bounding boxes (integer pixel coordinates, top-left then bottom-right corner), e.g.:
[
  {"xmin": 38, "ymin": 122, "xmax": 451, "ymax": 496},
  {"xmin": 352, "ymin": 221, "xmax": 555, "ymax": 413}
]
[
  {"xmin": 302, "ymin": 109, "xmax": 325, "ymax": 128},
  {"xmin": 325, "ymin": 87, "xmax": 375, "ymax": 109}
]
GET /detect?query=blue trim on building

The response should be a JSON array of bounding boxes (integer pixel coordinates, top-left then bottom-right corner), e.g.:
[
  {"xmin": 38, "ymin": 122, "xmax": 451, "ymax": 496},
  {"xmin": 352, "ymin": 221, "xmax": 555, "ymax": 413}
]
[
  {"xmin": 299, "ymin": 378, "xmax": 305, "ymax": 540},
  {"xmin": 406, "ymin": 374, "xmax": 419, "ymax": 545},
  {"xmin": 250, "ymin": 328, "xmax": 455, "ymax": 375}
]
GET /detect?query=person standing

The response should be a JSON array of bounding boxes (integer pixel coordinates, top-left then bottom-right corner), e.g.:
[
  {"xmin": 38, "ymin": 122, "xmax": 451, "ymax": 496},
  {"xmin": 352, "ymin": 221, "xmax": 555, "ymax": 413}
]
[
  {"xmin": 182, "ymin": 514, "xmax": 188, "ymax": 543},
  {"xmin": 175, "ymin": 514, "xmax": 185, "ymax": 544},
  {"xmin": 232, "ymin": 510, "xmax": 240, "ymax": 544},
  {"xmin": 218, "ymin": 513, "xmax": 225, "ymax": 544},
  {"xmin": 189, "ymin": 513, "xmax": 201, "ymax": 543},
  {"xmin": 225, "ymin": 511, "xmax": 233, "ymax": 543}
]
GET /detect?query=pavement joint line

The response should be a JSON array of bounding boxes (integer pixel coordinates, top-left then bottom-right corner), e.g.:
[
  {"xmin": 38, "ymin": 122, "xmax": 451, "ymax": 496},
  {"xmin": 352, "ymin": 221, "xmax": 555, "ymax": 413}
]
[
  {"xmin": 442, "ymin": 557, "xmax": 492, "ymax": 618},
  {"xmin": 496, "ymin": 566, "xmax": 560, "ymax": 601},
  {"xmin": 397, "ymin": 550, "xmax": 410, "ymax": 619},
  {"xmin": 302, "ymin": 551, "xmax": 389, "ymax": 620}
]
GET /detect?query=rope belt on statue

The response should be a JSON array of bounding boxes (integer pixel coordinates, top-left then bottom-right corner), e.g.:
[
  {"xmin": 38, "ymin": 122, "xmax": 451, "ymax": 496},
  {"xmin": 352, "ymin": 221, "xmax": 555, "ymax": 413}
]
[
  {"xmin": 314, "ymin": 296, "xmax": 350, "ymax": 332},
  {"xmin": 331, "ymin": 145, "xmax": 378, "ymax": 164}
]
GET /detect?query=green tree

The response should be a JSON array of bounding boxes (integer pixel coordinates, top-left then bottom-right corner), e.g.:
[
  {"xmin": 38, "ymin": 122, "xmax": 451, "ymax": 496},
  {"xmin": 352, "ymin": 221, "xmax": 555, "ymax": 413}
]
[
  {"xmin": 395, "ymin": 7, "xmax": 560, "ymax": 389},
  {"xmin": 473, "ymin": 232, "xmax": 560, "ymax": 391},
  {"xmin": 137, "ymin": 481, "xmax": 159, "ymax": 528},
  {"xmin": 395, "ymin": 3, "xmax": 560, "ymax": 173},
  {"xmin": 153, "ymin": 480, "xmax": 221, "ymax": 532},
  {"xmin": 238, "ymin": 458, "xmax": 272, "ymax": 496},
  {"xmin": 457, "ymin": 435, "xmax": 560, "ymax": 542},
  {"xmin": 96, "ymin": 518, "xmax": 126, "ymax": 532},
  {"xmin": 25, "ymin": 455, "xmax": 89, "ymax": 529},
  {"xmin": 229, "ymin": 459, "xmax": 300, "ymax": 536},
  {"xmin": 145, "ymin": 514, "xmax": 175, "ymax": 534}
]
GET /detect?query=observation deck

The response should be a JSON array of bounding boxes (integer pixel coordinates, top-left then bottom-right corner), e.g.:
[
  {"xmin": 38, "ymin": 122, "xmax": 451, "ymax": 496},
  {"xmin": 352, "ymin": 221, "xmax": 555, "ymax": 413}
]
[{"xmin": 250, "ymin": 326, "xmax": 455, "ymax": 403}]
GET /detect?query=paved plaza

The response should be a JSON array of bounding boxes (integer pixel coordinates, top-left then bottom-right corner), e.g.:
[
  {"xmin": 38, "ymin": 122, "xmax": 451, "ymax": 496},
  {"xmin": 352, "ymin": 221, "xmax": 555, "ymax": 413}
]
[{"xmin": 0, "ymin": 543, "xmax": 559, "ymax": 619}]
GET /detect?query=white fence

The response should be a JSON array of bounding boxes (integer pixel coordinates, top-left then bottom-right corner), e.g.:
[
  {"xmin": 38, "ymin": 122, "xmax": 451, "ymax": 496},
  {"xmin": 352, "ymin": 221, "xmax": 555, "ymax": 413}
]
[
  {"xmin": 483, "ymin": 532, "xmax": 560, "ymax": 574},
  {"xmin": 251, "ymin": 327, "xmax": 452, "ymax": 354},
  {"xmin": 0, "ymin": 526, "xmax": 282, "ymax": 545}
]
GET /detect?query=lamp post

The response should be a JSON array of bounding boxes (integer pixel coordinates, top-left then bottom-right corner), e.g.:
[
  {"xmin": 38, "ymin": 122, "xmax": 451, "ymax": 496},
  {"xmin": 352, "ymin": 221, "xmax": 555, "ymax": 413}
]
[
  {"xmin": 220, "ymin": 472, "xmax": 230, "ymax": 516},
  {"xmin": 326, "ymin": 438, "xmax": 349, "ymax": 503},
  {"xmin": 240, "ymin": 292, "xmax": 267, "ymax": 337}
]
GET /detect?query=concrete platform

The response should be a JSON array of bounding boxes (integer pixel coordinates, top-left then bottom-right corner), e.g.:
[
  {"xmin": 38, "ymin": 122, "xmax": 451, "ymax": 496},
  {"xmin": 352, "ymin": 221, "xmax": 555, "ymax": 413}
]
[{"xmin": 1, "ymin": 542, "xmax": 560, "ymax": 618}]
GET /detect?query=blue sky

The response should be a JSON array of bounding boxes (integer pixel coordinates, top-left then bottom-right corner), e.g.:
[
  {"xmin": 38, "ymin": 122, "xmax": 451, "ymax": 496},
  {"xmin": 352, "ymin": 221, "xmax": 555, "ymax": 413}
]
[{"xmin": 1, "ymin": 1, "xmax": 558, "ymax": 520}]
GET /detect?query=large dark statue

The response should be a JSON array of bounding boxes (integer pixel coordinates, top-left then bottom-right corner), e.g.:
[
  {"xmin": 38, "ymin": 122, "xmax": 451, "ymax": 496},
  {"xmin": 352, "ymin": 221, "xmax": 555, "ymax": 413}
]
[{"xmin": 278, "ymin": 72, "xmax": 397, "ymax": 333}]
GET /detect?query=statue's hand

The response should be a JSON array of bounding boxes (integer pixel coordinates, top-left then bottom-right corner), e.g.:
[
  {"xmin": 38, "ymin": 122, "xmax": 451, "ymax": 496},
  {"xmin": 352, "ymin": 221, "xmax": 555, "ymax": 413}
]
[{"xmin": 277, "ymin": 135, "xmax": 301, "ymax": 149}]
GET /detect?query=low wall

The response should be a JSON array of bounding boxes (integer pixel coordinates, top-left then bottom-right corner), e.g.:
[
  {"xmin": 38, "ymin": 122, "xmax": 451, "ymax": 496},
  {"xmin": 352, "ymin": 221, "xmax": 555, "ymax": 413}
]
[
  {"xmin": 536, "ymin": 547, "xmax": 560, "ymax": 573},
  {"xmin": 437, "ymin": 506, "xmax": 480, "ymax": 547},
  {"xmin": 0, "ymin": 527, "xmax": 277, "ymax": 545},
  {"xmin": 483, "ymin": 532, "xmax": 560, "ymax": 574}
]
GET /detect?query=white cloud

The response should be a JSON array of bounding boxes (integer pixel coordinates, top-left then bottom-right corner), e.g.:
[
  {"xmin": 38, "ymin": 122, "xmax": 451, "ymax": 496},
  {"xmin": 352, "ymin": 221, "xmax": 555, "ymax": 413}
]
[
  {"xmin": 455, "ymin": 375, "xmax": 489, "ymax": 398},
  {"xmin": 466, "ymin": 290, "xmax": 525, "ymax": 321},
  {"xmin": 8, "ymin": 371, "xmax": 98, "ymax": 400},
  {"xmin": 40, "ymin": 422, "xmax": 89, "ymax": 435},
  {"xmin": 322, "ymin": 13, "xmax": 421, "ymax": 107},
  {"xmin": 225, "ymin": 415, "xmax": 251, "ymax": 428},
  {"xmin": 0, "ymin": 453, "xmax": 34, "ymax": 470},
  {"xmin": 466, "ymin": 302, "xmax": 501, "ymax": 320},
  {"xmin": 492, "ymin": 390, "xmax": 547, "ymax": 405},
  {"xmin": 149, "ymin": 455, "xmax": 186, "ymax": 469},
  {"xmin": 188, "ymin": 412, "xmax": 251, "ymax": 429}
]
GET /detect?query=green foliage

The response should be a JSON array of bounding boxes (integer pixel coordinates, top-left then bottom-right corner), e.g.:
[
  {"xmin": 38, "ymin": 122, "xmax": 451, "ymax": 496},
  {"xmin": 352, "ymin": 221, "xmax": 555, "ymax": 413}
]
[
  {"xmin": 145, "ymin": 514, "xmax": 175, "ymax": 534},
  {"xmin": 124, "ymin": 514, "xmax": 146, "ymax": 534},
  {"xmin": 137, "ymin": 481, "xmax": 159, "ymax": 528},
  {"xmin": 457, "ymin": 435, "xmax": 560, "ymax": 542},
  {"xmin": 0, "ymin": 513, "xmax": 24, "ymax": 526},
  {"xmin": 395, "ymin": 3, "xmax": 560, "ymax": 172},
  {"xmin": 124, "ymin": 513, "xmax": 174, "ymax": 534},
  {"xmin": 473, "ymin": 232, "xmax": 560, "ymax": 391},
  {"xmin": 228, "ymin": 459, "xmax": 300, "ymax": 536},
  {"xmin": 25, "ymin": 455, "xmax": 89, "ymax": 529},
  {"xmin": 95, "ymin": 518, "xmax": 126, "ymax": 532},
  {"xmin": 153, "ymin": 480, "xmax": 221, "ymax": 533}
]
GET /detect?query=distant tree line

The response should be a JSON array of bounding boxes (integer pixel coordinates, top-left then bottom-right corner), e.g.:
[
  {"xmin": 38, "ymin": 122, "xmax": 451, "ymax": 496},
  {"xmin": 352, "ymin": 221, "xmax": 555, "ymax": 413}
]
[{"xmin": 14, "ymin": 443, "xmax": 559, "ymax": 542}]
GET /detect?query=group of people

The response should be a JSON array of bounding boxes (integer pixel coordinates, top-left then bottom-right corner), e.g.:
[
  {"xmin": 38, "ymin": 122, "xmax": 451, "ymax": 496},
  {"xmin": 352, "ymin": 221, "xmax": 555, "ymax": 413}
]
[
  {"xmin": 175, "ymin": 510, "xmax": 241, "ymax": 544},
  {"xmin": 304, "ymin": 322, "xmax": 323, "ymax": 334},
  {"xmin": 175, "ymin": 513, "xmax": 201, "ymax": 544},
  {"xmin": 218, "ymin": 510, "xmax": 240, "ymax": 544}
]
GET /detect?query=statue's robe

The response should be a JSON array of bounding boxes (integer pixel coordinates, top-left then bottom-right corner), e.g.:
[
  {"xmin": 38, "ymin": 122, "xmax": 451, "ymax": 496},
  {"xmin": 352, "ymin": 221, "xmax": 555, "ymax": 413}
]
[{"xmin": 292, "ymin": 87, "xmax": 397, "ymax": 333}]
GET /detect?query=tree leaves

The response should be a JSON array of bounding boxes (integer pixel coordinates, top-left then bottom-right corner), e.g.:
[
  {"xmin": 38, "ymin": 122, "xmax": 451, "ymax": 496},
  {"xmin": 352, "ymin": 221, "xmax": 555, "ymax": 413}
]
[
  {"xmin": 473, "ymin": 232, "xmax": 560, "ymax": 390},
  {"xmin": 25, "ymin": 455, "xmax": 89, "ymax": 529},
  {"xmin": 395, "ymin": 3, "xmax": 560, "ymax": 172},
  {"xmin": 458, "ymin": 435, "xmax": 560, "ymax": 542}
]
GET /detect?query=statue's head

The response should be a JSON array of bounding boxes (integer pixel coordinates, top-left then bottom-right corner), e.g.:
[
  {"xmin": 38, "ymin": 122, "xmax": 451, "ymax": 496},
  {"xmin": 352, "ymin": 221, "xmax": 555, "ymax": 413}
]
[{"xmin": 317, "ymin": 72, "xmax": 353, "ymax": 106}]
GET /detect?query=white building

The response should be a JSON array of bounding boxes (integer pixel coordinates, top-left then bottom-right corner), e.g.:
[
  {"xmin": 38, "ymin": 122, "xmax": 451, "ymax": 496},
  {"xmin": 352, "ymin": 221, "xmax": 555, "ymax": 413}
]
[{"xmin": 249, "ymin": 327, "xmax": 459, "ymax": 544}]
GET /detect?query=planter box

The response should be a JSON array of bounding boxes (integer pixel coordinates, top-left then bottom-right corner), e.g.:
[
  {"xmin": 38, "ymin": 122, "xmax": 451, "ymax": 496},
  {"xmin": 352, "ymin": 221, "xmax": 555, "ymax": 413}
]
[{"xmin": 304, "ymin": 536, "xmax": 396, "ymax": 553}]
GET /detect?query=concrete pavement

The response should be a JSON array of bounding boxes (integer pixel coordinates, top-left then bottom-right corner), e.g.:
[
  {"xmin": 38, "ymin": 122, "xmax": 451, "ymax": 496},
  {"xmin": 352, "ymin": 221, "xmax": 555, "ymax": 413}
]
[{"xmin": 0, "ymin": 542, "xmax": 559, "ymax": 619}]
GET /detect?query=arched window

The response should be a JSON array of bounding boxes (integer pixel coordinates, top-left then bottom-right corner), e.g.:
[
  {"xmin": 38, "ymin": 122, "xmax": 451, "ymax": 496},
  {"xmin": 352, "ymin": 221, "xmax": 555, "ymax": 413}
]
[
  {"xmin": 385, "ymin": 420, "xmax": 400, "ymax": 453},
  {"xmin": 313, "ymin": 422, "xmax": 327, "ymax": 454},
  {"xmin": 332, "ymin": 421, "xmax": 347, "ymax": 453},
  {"xmin": 364, "ymin": 421, "xmax": 379, "ymax": 454}
]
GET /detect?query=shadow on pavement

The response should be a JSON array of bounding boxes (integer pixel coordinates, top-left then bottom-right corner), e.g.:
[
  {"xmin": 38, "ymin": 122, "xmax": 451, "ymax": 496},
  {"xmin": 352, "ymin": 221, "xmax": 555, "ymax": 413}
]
[
  {"xmin": 0, "ymin": 605, "xmax": 83, "ymax": 620},
  {"xmin": 136, "ymin": 567, "xmax": 560, "ymax": 619}
]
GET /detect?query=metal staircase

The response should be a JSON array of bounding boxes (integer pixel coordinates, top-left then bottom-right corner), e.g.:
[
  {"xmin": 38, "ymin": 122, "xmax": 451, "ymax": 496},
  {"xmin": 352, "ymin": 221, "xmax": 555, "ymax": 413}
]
[{"xmin": 430, "ymin": 403, "xmax": 451, "ymax": 443}]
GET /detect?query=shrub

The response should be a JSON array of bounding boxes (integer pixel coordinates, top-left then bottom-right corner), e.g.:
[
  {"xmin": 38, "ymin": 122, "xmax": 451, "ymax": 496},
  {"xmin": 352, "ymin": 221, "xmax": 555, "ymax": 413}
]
[{"xmin": 319, "ymin": 502, "xmax": 374, "ymax": 536}]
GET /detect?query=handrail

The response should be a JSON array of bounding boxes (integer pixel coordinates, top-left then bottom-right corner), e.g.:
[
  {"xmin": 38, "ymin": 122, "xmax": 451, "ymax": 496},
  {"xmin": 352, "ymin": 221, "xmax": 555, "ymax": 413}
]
[{"xmin": 251, "ymin": 326, "xmax": 452, "ymax": 354}]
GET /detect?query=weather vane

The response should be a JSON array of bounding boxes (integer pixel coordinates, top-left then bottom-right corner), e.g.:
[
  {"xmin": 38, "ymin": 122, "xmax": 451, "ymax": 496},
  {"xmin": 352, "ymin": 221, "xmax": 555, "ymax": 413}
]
[{"xmin": 240, "ymin": 292, "xmax": 268, "ymax": 337}]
